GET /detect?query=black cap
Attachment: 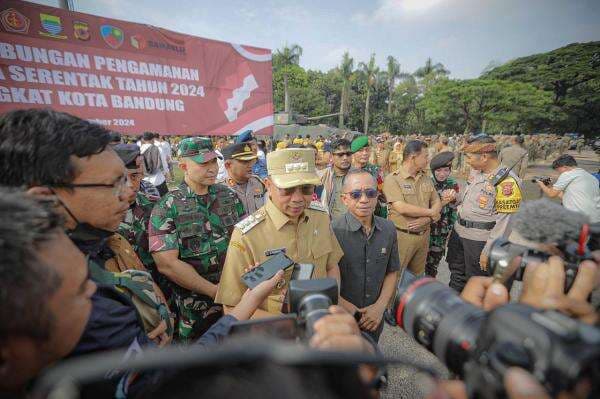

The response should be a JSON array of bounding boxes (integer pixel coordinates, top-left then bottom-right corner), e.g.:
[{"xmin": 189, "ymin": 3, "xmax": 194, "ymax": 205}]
[
  {"xmin": 430, "ymin": 151, "xmax": 454, "ymax": 171},
  {"xmin": 221, "ymin": 143, "xmax": 257, "ymax": 161},
  {"xmin": 109, "ymin": 131, "xmax": 122, "ymax": 143},
  {"xmin": 113, "ymin": 144, "xmax": 140, "ymax": 169}
]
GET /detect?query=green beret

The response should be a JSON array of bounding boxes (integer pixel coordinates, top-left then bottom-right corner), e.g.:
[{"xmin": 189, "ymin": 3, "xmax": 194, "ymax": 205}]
[{"xmin": 351, "ymin": 135, "xmax": 369, "ymax": 153}]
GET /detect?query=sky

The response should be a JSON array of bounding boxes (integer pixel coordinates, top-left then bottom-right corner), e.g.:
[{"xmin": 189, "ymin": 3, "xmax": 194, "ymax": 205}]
[{"xmin": 30, "ymin": 0, "xmax": 600, "ymax": 79}]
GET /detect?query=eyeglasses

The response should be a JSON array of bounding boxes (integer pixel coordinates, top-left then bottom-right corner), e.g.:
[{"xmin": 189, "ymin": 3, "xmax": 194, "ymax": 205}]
[
  {"xmin": 333, "ymin": 151, "xmax": 352, "ymax": 157},
  {"xmin": 277, "ymin": 184, "xmax": 316, "ymax": 196},
  {"xmin": 344, "ymin": 188, "xmax": 378, "ymax": 200},
  {"xmin": 53, "ymin": 175, "xmax": 130, "ymax": 197}
]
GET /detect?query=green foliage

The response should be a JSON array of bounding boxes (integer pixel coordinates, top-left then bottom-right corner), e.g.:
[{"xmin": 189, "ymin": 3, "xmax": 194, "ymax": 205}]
[{"xmin": 271, "ymin": 42, "xmax": 597, "ymax": 136}]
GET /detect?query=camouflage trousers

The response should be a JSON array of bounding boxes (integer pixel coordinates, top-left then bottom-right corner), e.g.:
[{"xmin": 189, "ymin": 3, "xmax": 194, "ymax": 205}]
[
  {"xmin": 425, "ymin": 243, "xmax": 446, "ymax": 278},
  {"xmin": 173, "ymin": 292, "xmax": 223, "ymax": 344}
]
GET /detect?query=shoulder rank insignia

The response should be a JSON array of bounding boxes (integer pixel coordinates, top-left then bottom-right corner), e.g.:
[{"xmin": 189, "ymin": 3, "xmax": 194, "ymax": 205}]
[
  {"xmin": 235, "ymin": 210, "xmax": 266, "ymax": 234},
  {"xmin": 308, "ymin": 201, "xmax": 328, "ymax": 213}
]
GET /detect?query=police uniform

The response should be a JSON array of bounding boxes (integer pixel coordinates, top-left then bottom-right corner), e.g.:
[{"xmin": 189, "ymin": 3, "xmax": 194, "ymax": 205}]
[
  {"xmin": 221, "ymin": 142, "xmax": 266, "ymax": 216},
  {"xmin": 215, "ymin": 149, "xmax": 344, "ymax": 315},
  {"xmin": 447, "ymin": 141, "xmax": 523, "ymax": 292},
  {"xmin": 383, "ymin": 165, "xmax": 441, "ymax": 275},
  {"xmin": 148, "ymin": 137, "xmax": 245, "ymax": 342}
]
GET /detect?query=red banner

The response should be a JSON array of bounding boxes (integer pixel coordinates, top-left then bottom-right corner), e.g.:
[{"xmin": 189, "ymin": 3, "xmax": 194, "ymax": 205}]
[{"xmin": 0, "ymin": 1, "xmax": 273, "ymax": 135}]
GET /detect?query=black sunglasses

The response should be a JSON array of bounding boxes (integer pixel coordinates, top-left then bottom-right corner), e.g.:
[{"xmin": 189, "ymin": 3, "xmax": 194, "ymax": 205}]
[
  {"xmin": 344, "ymin": 188, "xmax": 378, "ymax": 200},
  {"xmin": 333, "ymin": 151, "xmax": 352, "ymax": 157}
]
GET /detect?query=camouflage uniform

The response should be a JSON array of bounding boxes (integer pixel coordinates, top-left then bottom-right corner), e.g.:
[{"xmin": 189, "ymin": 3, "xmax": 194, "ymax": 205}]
[
  {"xmin": 362, "ymin": 163, "xmax": 387, "ymax": 218},
  {"xmin": 425, "ymin": 176, "xmax": 459, "ymax": 277},
  {"xmin": 148, "ymin": 139, "xmax": 245, "ymax": 343}
]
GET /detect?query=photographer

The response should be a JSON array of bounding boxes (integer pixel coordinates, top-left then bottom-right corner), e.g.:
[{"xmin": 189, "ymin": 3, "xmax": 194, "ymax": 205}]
[{"xmin": 538, "ymin": 155, "xmax": 600, "ymax": 223}]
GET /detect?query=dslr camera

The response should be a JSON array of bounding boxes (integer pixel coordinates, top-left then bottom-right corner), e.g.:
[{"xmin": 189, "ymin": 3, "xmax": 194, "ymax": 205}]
[
  {"xmin": 234, "ymin": 248, "xmax": 338, "ymax": 340},
  {"xmin": 488, "ymin": 222, "xmax": 600, "ymax": 291},
  {"xmin": 386, "ymin": 271, "xmax": 600, "ymax": 399},
  {"xmin": 531, "ymin": 176, "xmax": 552, "ymax": 186}
]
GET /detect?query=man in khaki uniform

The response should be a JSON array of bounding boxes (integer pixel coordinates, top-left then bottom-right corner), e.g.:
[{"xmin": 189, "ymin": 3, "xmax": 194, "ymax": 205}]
[
  {"xmin": 383, "ymin": 140, "xmax": 442, "ymax": 275},
  {"xmin": 215, "ymin": 148, "xmax": 343, "ymax": 318},
  {"xmin": 499, "ymin": 135, "xmax": 528, "ymax": 179},
  {"xmin": 374, "ymin": 137, "xmax": 390, "ymax": 175},
  {"xmin": 447, "ymin": 134, "xmax": 523, "ymax": 292},
  {"xmin": 222, "ymin": 142, "xmax": 266, "ymax": 216}
]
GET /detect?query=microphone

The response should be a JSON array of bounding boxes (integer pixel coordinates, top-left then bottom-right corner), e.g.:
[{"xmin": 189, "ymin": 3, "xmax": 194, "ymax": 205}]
[{"xmin": 512, "ymin": 199, "xmax": 590, "ymax": 244}]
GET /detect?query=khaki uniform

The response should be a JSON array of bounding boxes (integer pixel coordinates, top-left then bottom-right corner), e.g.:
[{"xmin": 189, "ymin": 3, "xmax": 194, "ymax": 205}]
[
  {"xmin": 383, "ymin": 166, "xmax": 441, "ymax": 274},
  {"xmin": 215, "ymin": 199, "xmax": 343, "ymax": 314},
  {"xmin": 226, "ymin": 175, "xmax": 266, "ymax": 216},
  {"xmin": 499, "ymin": 145, "xmax": 528, "ymax": 179},
  {"xmin": 375, "ymin": 148, "xmax": 390, "ymax": 174},
  {"xmin": 447, "ymin": 164, "xmax": 522, "ymax": 291},
  {"xmin": 388, "ymin": 151, "xmax": 402, "ymax": 173}
]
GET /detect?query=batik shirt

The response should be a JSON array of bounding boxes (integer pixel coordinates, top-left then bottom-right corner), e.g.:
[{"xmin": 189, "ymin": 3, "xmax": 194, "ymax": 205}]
[
  {"xmin": 429, "ymin": 176, "xmax": 459, "ymax": 249},
  {"xmin": 148, "ymin": 181, "xmax": 244, "ymax": 297}
]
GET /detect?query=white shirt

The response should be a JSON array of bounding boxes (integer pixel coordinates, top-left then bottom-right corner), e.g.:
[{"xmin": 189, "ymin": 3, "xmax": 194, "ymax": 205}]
[
  {"xmin": 140, "ymin": 143, "xmax": 166, "ymax": 187},
  {"xmin": 553, "ymin": 168, "xmax": 600, "ymax": 223},
  {"xmin": 215, "ymin": 149, "xmax": 228, "ymax": 182},
  {"xmin": 154, "ymin": 140, "xmax": 171, "ymax": 172}
]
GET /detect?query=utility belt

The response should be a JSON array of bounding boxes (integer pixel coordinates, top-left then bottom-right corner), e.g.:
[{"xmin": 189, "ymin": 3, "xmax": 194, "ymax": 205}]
[{"xmin": 457, "ymin": 216, "xmax": 496, "ymax": 231}]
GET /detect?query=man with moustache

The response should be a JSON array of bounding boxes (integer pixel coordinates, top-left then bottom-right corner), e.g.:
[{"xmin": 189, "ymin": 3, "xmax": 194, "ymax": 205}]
[
  {"xmin": 149, "ymin": 137, "xmax": 245, "ymax": 342},
  {"xmin": 222, "ymin": 142, "xmax": 266, "ymax": 216}
]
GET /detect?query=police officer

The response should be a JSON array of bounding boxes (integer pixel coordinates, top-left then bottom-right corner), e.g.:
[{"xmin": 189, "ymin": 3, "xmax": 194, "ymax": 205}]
[
  {"xmin": 149, "ymin": 137, "xmax": 245, "ymax": 342},
  {"xmin": 383, "ymin": 140, "xmax": 442, "ymax": 276},
  {"xmin": 215, "ymin": 148, "xmax": 344, "ymax": 318},
  {"xmin": 222, "ymin": 142, "xmax": 266, "ymax": 216},
  {"xmin": 447, "ymin": 134, "xmax": 523, "ymax": 292},
  {"xmin": 499, "ymin": 135, "xmax": 528, "ymax": 179}
]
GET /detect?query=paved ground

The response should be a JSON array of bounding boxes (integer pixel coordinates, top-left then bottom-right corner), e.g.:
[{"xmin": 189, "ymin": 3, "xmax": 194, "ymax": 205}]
[{"xmin": 379, "ymin": 150, "xmax": 599, "ymax": 399}]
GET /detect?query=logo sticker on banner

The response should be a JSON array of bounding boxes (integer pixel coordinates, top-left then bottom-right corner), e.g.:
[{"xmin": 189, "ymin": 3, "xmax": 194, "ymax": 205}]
[
  {"xmin": 130, "ymin": 34, "xmax": 146, "ymax": 50},
  {"xmin": 100, "ymin": 24, "xmax": 124, "ymax": 48},
  {"xmin": 39, "ymin": 13, "xmax": 66, "ymax": 39},
  {"xmin": 73, "ymin": 20, "xmax": 89, "ymax": 40},
  {"xmin": 0, "ymin": 8, "xmax": 30, "ymax": 34}
]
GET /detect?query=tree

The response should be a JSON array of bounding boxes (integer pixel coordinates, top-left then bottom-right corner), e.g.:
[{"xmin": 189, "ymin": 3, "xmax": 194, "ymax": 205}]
[
  {"xmin": 358, "ymin": 53, "xmax": 380, "ymax": 134},
  {"xmin": 274, "ymin": 44, "xmax": 303, "ymax": 113},
  {"xmin": 414, "ymin": 57, "xmax": 450, "ymax": 79},
  {"xmin": 337, "ymin": 51, "xmax": 354, "ymax": 128}
]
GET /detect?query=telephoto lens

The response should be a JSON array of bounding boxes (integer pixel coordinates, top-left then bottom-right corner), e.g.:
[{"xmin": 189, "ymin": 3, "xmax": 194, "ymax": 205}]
[
  {"xmin": 389, "ymin": 271, "xmax": 485, "ymax": 376},
  {"xmin": 289, "ymin": 278, "xmax": 339, "ymax": 339}
]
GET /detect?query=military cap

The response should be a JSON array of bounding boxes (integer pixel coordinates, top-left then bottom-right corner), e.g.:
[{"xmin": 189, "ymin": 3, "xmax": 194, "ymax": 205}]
[
  {"xmin": 430, "ymin": 151, "xmax": 455, "ymax": 171},
  {"xmin": 113, "ymin": 143, "xmax": 140, "ymax": 169},
  {"xmin": 350, "ymin": 135, "xmax": 370, "ymax": 153},
  {"xmin": 235, "ymin": 129, "xmax": 255, "ymax": 144},
  {"xmin": 266, "ymin": 148, "xmax": 320, "ymax": 188},
  {"xmin": 221, "ymin": 142, "xmax": 257, "ymax": 161},
  {"xmin": 178, "ymin": 137, "xmax": 218, "ymax": 163}
]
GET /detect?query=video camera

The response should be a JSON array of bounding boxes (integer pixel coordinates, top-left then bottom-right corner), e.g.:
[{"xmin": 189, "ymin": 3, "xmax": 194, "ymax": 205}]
[
  {"xmin": 233, "ymin": 248, "xmax": 338, "ymax": 341},
  {"xmin": 488, "ymin": 222, "xmax": 600, "ymax": 291},
  {"xmin": 386, "ymin": 271, "xmax": 600, "ymax": 399},
  {"xmin": 531, "ymin": 176, "xmax": 552, "ymax": 186}
]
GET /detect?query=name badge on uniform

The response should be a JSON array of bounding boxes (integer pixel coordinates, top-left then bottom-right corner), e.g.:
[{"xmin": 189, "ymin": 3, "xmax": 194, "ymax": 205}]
[{"xmin": 381, "ymin": 247, "xmax": 387, "ymax": 254}]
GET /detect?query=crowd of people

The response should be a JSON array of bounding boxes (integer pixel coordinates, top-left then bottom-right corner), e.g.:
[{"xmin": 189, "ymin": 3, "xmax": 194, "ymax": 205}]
[{"xmin": 0, "ymin": 108, "xmax": 599, "ymax": 399}]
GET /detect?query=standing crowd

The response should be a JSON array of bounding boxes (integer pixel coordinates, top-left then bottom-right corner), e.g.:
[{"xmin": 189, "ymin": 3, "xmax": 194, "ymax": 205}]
[{"xmin": 1, "ymin": 108, "xmax": 599, "ymax": 397}]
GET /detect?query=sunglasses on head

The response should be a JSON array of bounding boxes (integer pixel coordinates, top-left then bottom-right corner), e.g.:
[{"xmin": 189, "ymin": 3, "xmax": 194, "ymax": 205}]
[
  {"xmin": 278, "ymin": 184, "xmax": 316, "ymax": 196},
  {"xmin": 344, "ymin": 188, "xmax": 378, "ymax": 200}
]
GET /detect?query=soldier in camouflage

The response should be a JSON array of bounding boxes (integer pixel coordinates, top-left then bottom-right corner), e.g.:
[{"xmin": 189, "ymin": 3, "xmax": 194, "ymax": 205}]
[
  {"xmin": 425, "ymin": 152, "xmax": 459, "ymax": 277},
  {"xmin": 148, "ymin": 137, "xmax": 244, "ymax": 343},
  {"xmin": 351, "ymin": 135, "xmax": 387, "ymax": 218},
  {"xmin": 113, "ymin": 144, "xmax": 170, "ymax": 296}
]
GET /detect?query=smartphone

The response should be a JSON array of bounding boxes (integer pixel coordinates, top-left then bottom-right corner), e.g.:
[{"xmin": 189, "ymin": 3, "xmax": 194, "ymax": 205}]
[
  {"xmin": 240, "ymin": 251, "xmax": 295, "ymax": 289},
  {"xmin": 291, "ymin": 263, "xmax": 314, "ymax": 280}
]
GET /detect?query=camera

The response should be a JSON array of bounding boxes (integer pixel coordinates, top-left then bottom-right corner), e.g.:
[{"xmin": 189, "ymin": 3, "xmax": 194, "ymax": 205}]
[
  {"xmin": 531, "ymin": 176, "xmax": 552, "ymax": 186},
  {"xmin": 386, "ymin": 271, "xmax": 600, "ymax": 399},
  {"xmin": 230, "ymin": 278, "xmax": 339, "ymax": 341}
]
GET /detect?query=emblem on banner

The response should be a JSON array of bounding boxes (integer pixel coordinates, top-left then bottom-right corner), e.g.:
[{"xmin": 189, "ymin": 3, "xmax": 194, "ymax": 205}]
[
  {"xmin": 0, "ymin": 8, "xmax": 30, "ymax": 34},
  {"xmin": 130, "ymin": 34, "xmax": 146, "ymax": 50},
  {"xmin": 73, "ymin": 20, "xmax": 90, "ymax": 41},
  {"xmin": 39, "ymin": 13, "xmax": 66, "ymax": 39},
  {"xmin": 100, "ymin": 24, "xmax": 124, "ymax": 49}
]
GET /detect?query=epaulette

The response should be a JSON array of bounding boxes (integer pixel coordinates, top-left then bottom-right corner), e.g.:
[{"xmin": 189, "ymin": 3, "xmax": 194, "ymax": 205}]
[
  {"xmin": 308, "ymin": 201, "xmax": 328, "ymax": 213},
  {"xmin": 250, "ymin": 175, "xmax": 266, "ymax": 188},
  {"xmin": 235, "ymin": 210, "xmax": 266, "ymax": 234}
]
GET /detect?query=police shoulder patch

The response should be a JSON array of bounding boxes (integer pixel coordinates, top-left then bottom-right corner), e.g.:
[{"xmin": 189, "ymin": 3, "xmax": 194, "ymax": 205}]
[
  {"xmin": 494, "ymin": 176, "xmax": 522, "ymax": 214},
  {"xmin": 235, "ymin": 210, "xmax": 266, "ymax": 234}
]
